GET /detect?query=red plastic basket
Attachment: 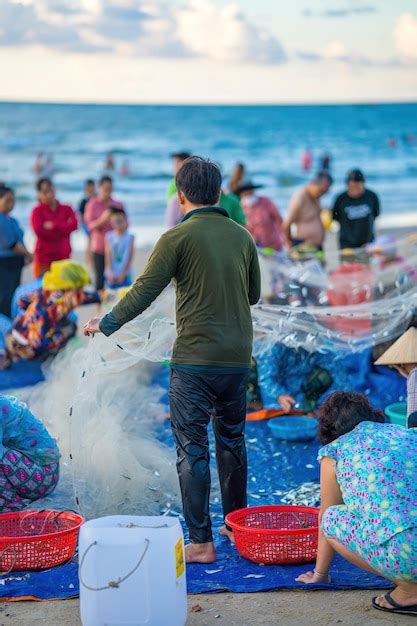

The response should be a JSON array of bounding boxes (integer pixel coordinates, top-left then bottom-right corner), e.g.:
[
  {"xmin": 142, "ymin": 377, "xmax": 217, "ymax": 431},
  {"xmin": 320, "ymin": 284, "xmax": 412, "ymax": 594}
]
[
  {"xmin": 225, "ymin": 505, "xmax": 319, "ymax": 565},
  {"xmin": 0, "ymin": 510, "xmax": 84, "ymax": 572}
]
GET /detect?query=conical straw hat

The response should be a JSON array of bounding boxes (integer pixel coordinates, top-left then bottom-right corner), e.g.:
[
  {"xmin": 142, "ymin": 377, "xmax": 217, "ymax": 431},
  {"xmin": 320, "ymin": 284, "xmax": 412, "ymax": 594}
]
[{"xmin": 375, "ymin": 327, "xmax": 417, "ymax": 365}]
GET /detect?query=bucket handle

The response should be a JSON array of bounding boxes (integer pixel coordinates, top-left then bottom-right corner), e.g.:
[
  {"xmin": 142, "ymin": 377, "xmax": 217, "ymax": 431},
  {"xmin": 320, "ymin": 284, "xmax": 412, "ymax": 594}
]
[{"xmin": 79, "ymin": 539, "xmax": 150, "ymax": 591}]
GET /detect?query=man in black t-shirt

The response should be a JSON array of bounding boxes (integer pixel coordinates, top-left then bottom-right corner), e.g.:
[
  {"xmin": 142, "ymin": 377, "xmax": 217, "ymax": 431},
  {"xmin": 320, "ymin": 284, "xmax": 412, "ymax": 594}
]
[{"xmin": 332, "ymin": 169, "xmax": 380, "ymax": 249}]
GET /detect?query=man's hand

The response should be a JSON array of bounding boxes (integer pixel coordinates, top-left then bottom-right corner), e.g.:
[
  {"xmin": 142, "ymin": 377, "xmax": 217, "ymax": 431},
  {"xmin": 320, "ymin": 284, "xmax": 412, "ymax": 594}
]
[
  {"xmin": 295, "ymin": 570, "xmax": 330, "ymax": 584},
  {"xmin": 43, "ymin": 221, "xmax": 54, "ymax": 230},
  {"xmin": 278, "ymin": 394, "xmax": 296, "ymax": 413},
  {"xmin": 83, "ymin": 317, "xmax": 102, "ymax": 336}
]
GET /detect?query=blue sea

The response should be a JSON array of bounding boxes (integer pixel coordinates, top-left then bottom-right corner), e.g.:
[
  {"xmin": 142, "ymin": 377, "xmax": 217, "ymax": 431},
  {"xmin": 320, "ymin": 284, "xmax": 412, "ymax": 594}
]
[{"xmin": 1, "ymin": 102, "xmax": 416, "ymax": 245}]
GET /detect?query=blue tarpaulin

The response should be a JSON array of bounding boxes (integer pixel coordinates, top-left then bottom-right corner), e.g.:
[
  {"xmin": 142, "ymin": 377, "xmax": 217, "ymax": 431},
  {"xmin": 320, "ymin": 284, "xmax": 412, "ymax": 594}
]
[
  {"xmin": 0, "ymin": 549, "xmax": 390, "ymax": 601},
  {"xmin": 0, "ymin": 360, "xmax": 44, "ymax": 391},
  {"xmin": 0, "ymin": 422, "xmax": 392, "ymax": 600}
]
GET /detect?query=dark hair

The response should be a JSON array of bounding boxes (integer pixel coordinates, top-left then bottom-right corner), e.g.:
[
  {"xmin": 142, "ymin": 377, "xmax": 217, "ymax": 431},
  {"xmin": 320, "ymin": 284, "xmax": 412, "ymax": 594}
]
[
  {"xmin": 170, "ymin": 151, "xmax": 191, "ymax": 161},
  {"xmin": 175, "ymin": 156, "xmax": 222, "ymax": 206},
  {"xmin": 0, "ymin": 185, "xmax": 13, "ymax": 198},
  {"xmin": 314, "ymin": 170, "xmax": 333, "ymax": 186},
  {"xmin": 318, "ymin": 391, "xmax": 385, "ymax": 444},
  {"xmin": 85, "ymin": 179, "xmax": 95, "ymax": 186},
  {"xmin": 347, "ymin": 168, "xmax": 365, "ymax": 183},
  {"xmin": 36, "ymin": 177, "xmax": 53, "ymax": 191},
  {"xmin": 110, "ymin": 206, "xmax": 126, "ymax": 216},
  {"xmin": 99, "ymin": 175, "xmax": 112, "ymax": 186}
]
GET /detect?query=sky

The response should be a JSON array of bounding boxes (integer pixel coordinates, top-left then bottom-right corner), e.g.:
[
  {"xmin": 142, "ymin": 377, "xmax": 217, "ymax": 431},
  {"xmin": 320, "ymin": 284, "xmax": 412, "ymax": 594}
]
[{"xmin": 1, "ymin": 0, "xmax": 417, "ymax": 104}]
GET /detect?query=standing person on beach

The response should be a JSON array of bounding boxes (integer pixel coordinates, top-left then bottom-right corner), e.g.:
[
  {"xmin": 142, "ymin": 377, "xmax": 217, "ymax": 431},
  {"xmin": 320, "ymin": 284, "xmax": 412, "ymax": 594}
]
[
  {"xmin": 164, "ymin": 151, "xmax": 192, "ymax": 228},
  {"xmin": 104, "ymin": 208, "xmax": 134, "ymax": 288},
  {"xmin": 166, "ymin": 151, "xmax": 191, "ymax": 201},
  {"xmin": 0, "ymin": 186, "xmax": 33, "ymax": 317},
  {"xmin": 284, "ymin": 171, "xmax": 332, "ymax": 249},
  {"xmin": 30, "ymin": 178, "xmax": 78, "ymax": 278},
  {"xmin": 332, "ymin": 169, "xmax": 380, "ymax": 250},
  {"xmin": 236, "ymin": 181, "xmax": 283, "ymax": 250},
  {"xmin": 228, "ymin": 162, "xmax": 246, "ymax": 194},
  {"xmin": 78, "ymin": 179, "xmax": 96, "ymax": 268},
  {"xmin": 84, "ymin": 157, "xmax": 261, "ymax": 564},
  {"xmin": 78, "ymin": 179, "xmax": 96, "ymax": 228},
  {"xmin": 84, "ymin": 176, "xmax": 124, "ymax": 291}
]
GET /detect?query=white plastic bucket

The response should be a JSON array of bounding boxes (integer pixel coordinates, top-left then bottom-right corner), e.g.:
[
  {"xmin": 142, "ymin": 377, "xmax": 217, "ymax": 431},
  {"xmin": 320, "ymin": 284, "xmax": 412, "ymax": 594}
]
[{"xmin": 79, "ymin": 515, "xmax": 187, "ymax": 626}]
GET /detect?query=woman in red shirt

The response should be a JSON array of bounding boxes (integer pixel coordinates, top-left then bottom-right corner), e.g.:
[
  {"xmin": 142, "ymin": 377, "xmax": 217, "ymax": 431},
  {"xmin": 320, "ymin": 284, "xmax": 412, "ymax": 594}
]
[{"xmin": 30, "ymin": 178, "xmax": 78, "ymax": 278}]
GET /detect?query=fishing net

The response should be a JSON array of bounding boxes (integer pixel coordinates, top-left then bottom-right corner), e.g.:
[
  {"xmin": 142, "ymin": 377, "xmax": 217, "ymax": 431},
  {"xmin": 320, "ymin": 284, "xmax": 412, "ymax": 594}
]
[
  {"xmin": 17, "ymin": 234, "xmax": 417, "ymax": 519},
  {"xmin": 20, "ymin": 290, "xmax": 180, "ymax": 519}
]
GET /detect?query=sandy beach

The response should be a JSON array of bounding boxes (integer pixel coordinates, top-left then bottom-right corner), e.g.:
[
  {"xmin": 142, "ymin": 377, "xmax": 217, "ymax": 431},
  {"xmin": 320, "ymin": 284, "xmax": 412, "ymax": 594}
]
[{"xmin": 2, "ymin": 589, "xmax": 417, "ymax": 626}]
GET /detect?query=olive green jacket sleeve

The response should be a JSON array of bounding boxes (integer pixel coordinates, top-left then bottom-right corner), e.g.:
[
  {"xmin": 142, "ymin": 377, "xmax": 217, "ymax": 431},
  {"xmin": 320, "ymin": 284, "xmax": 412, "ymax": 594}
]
[{"xmin": 100, "ymin": 232, "xmax": 177, "ymax": 336}]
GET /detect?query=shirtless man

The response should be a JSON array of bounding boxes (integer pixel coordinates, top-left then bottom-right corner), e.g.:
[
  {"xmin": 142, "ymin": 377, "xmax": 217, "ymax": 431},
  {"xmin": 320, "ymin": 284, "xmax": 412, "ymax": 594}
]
[{"xmin": 284, "ymin": 172, "xmax": 332, "ymax": 249}]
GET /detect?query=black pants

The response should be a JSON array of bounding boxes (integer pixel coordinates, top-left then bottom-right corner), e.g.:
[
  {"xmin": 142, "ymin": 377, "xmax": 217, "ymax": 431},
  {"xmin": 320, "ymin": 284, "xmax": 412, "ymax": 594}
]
[
  {"xmin": 0, "ymin": 256, "xmax": 24, "ymax": 318},
  {"xmin": 169, "ymin": 368, "xmax": 248, "ymax": 544},
  {"xmin": 93, "ymin": 252, "xmax": 105, "ymax": 291}
]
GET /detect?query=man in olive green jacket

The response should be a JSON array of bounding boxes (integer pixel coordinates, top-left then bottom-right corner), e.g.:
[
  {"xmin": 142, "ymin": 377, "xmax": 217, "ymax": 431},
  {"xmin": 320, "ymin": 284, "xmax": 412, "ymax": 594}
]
[{"xmin": 84, "ymin": 157, "xmax": 261, "ymax": 563}]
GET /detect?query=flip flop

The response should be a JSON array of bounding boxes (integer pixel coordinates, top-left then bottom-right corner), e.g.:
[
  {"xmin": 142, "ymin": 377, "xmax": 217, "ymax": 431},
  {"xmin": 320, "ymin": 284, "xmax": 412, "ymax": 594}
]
[{"xmin": 372, "ymin": 592, "xmax": 417, "ymax": 616}]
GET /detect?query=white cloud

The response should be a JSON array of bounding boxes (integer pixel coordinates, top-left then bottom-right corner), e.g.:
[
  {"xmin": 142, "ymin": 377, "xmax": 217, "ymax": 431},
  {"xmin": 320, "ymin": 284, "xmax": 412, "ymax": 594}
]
[
  {"xmin": 0, "ymin": 0, "xmax": 106, "ymax": 51},
  {"xmin": 303, "ymin": 5, "xmax": 376, "ymax": 19},
  {"xmin": 394, "ymin": 13, "xmax": 417, "ymax": 61},
  {"xmin": 298, "ymin": 39, "xmax": 402, "ymax": 69},
  {"xmin": 322, "ymin": 40, "xmax": 349, "ymax": 61},
  {"xmin": 0, "ymin": 0, "xmax": 285, "ymax": 65},
  {"xmin": 176, "ymin": 1, "xmax": 285, "ymax": 64}
]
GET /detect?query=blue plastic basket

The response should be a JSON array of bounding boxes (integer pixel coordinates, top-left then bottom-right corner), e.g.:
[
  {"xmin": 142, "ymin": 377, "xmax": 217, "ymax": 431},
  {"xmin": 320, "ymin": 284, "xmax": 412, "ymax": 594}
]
[{"xmin": 268, "ymin": 416, "xmax": 318, "ymax": 442}]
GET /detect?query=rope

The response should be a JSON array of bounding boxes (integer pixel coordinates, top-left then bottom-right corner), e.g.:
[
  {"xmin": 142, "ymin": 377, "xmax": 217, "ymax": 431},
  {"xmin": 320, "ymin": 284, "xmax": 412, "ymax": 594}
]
[
  {"xmin": 79, "ymin": 538, "xmax": 150, "ymax": 591},
  {"xmin": 0, "ymin": 547, "xmax": 17, "ymax": 577},
  {"xmin": 18, "ymin": 509, "xmax": 63, "ymax": 536},
  {"xmin": 18, "ymin": 509, "xmax": 80, "ymax": 536}
]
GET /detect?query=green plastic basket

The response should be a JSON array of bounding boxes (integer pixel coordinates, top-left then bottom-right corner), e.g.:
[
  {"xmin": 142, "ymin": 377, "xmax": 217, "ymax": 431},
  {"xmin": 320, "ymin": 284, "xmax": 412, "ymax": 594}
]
[{"xmin": 385, "ymin": 402, "xmax": 407, "ymax": 427}]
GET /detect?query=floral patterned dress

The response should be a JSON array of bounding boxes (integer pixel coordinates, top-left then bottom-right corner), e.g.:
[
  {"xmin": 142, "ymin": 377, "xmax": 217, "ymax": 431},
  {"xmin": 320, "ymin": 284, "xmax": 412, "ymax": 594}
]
[
  {"xmin": 10, "ymin": 288, "xmax": 100, "ymax": 359},
  {"xmin": 318, "ymin": 421, "xmax": 417, "ymax": 581},
  {"xmin": 0, "ymin": 395, "xmax": 60, "ymax": 512}
]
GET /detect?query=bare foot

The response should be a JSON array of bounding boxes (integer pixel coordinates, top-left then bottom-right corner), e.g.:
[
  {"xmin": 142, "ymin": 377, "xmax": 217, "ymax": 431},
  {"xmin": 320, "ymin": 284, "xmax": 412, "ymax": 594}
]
[
  {"xmin": 219, "ymin": 526, "xmax": 235, "ymax": 544},
  {"xmin": 375, "ymin": 586, "xmax": 417, "ymax": 609},
  {"xmin": 185, "ymin": 542, "xmax": 217, "ymax": 564}
]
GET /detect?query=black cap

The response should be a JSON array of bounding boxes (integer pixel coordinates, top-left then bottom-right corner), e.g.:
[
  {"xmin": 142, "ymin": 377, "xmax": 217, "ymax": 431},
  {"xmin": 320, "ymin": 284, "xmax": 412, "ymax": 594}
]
[
  {"xmin": 170, "ymin": 151, "xmax": 191, "ymax": 160},
  {"xmin": 234, "ymin": 181, "xmax": 264, "ymax": 195},
  {"xmin": 347, "ymin": 168, "xmax": 365, "ymax": 183}
]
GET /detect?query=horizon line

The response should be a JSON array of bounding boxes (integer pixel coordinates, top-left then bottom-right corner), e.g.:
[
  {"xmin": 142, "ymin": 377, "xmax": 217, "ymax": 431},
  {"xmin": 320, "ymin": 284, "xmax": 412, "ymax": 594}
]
[{"xmin": 1, "ymin": 98, "xmax": 417, "ymax": 107}]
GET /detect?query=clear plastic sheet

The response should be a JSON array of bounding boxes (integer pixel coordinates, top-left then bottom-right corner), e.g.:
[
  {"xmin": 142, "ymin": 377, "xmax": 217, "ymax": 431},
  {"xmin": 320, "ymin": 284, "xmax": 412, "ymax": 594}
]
[{"xmin": 255, "ymin": 235, "xmax": 417, "ymax": 354}]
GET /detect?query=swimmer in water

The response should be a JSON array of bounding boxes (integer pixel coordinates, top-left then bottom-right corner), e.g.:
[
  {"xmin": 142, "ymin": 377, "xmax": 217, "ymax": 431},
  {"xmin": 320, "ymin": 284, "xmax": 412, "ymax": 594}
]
[{"xmin": 301, "ymin": 149, "xmax": 312, "ymax": 172}]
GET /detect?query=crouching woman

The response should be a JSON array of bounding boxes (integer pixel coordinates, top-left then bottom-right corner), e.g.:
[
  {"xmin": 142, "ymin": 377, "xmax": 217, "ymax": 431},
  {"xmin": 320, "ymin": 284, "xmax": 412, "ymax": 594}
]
[
  {"xmin": 296, "ymin": 392, "xmax": 417, "ymax": 616},
  {"xmin": 0, "ymin": 395, "xmax": 60, "ymax": 511}
]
